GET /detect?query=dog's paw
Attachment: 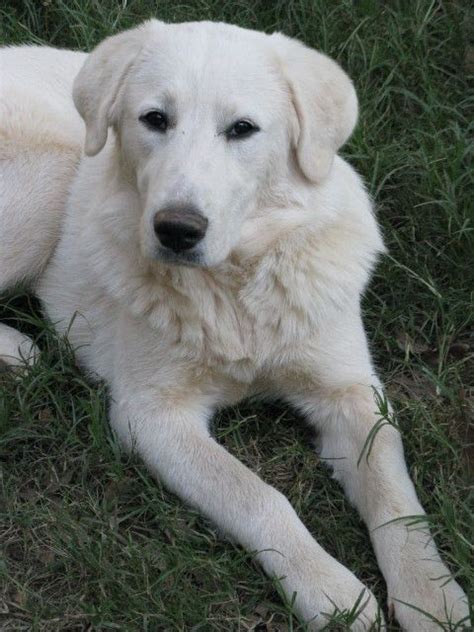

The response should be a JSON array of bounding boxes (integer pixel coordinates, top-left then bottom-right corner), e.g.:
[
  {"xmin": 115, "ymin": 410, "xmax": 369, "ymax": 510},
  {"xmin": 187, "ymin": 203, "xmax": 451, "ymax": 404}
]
[
  {"xmin": 0, "ymin": 324, "xmax": 38, "ymax": 371},
  {"xmin": 284, "ymin": 559, "xmax": 383, "ymax": 631},
  {"xmin": 388, "ymin": 562, "xmax": 470, "ymax": 631}
]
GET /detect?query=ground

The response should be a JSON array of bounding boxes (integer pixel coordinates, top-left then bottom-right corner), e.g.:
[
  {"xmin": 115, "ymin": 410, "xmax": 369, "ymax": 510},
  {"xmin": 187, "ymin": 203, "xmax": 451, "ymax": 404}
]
[{"xmin": 0, "ymin": 1, "xmax": 472, "ymax": 630}]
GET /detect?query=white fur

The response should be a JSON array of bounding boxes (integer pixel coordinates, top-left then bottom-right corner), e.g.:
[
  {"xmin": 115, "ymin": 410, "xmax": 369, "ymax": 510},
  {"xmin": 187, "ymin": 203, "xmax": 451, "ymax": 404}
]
[{"xmin": 0, "ymin": 21, "xmax": 469, "ymax": 631}]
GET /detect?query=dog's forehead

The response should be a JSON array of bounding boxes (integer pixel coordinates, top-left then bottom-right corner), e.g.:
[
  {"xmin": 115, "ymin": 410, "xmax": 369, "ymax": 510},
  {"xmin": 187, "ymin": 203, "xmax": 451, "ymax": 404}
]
[
  {"xmin": 152, "ymin": 19, "xmax": 270, "ymax": 63},
  {"xmin": 132, "ymin": 21, "xmax": 283, "ymax": 104}
]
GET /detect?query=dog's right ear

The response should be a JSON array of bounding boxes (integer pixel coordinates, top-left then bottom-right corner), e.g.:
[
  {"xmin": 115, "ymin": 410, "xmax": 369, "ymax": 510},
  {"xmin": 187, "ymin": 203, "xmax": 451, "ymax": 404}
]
[{"xmin": 73, "ymin": 21, "xmax": 156, "ymax": 156}]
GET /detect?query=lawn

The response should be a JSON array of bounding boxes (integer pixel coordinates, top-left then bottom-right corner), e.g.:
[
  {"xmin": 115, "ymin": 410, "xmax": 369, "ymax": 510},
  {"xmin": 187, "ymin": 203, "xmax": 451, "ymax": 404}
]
[{"xmin": 0, "ymin": 1, "xmax": 472, "ymax": 630}]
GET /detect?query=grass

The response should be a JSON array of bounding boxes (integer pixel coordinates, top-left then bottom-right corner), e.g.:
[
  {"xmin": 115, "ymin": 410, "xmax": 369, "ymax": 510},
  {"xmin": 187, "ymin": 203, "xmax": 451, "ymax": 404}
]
[{"xmin": 0, "ymin": 0, "xmax": 472, "ymax": 630}]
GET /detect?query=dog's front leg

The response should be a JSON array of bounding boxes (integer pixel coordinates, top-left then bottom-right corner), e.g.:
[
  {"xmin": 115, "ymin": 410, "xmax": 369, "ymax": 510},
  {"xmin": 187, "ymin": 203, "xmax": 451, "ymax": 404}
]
[
  {"xmin": 108, "ymin": 349, "xmax": 380, "ymax": 630},
  {"xmin": 286, "ymin": 312, "xmax": 470, "ymax": 631}
]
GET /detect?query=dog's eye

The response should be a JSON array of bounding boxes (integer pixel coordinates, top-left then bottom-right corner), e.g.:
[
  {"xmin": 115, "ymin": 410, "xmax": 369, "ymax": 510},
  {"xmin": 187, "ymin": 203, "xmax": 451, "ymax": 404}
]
[
  {"xmin": 140, "ymin": 110, "xmax": 169, "ymax": 132},
  {"xmin": 226, "ymin": 120, "xmax": 259, "ymax": 140}
]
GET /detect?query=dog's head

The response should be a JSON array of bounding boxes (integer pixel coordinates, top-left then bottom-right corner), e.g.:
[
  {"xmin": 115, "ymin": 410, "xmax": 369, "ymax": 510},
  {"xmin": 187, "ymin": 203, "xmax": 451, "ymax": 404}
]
[{"xmin": 73, "ymin": 20, "xmax": 357, "ymax": 267}]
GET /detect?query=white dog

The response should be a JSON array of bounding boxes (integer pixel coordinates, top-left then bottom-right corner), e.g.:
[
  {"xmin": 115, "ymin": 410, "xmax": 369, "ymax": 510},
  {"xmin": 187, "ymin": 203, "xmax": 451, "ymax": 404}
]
[{"xmin": 0, "ymin": 20, "xmax": 469, "ymax": 631}]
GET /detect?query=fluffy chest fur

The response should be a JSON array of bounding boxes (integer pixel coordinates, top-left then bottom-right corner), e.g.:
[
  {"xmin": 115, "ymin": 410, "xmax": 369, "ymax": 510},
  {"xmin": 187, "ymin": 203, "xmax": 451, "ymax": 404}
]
[
  {"xmin": 40, "ymin": 150, "xmax": 383, "ymax": 385},
  {"xmin": 83, "ymin": 221, "xmax": 314, "ymax": 382},
  {"xmin": 85, "ymin": 215, "xmax": 379, "ymax": 384}
]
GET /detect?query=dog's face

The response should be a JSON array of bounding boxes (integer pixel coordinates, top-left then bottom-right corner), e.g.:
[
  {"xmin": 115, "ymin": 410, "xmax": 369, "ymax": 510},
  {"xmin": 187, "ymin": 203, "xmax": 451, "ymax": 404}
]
[
  {"xmin": 73, "ymin": 20, "xmax": 358, "ymax": 267},
  {"xmin": 120, "ymin": 24, "xmax": 291, "ymax": 266}
]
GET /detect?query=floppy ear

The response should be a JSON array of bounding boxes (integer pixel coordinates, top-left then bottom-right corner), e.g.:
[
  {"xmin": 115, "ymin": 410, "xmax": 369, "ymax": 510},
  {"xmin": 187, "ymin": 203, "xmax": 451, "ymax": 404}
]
[
  {"xmin": 271, "ymin": 33, "xmax": 358, "ymax": 183},
  {"xmin": 73, "ymin": 21, "xmax": 156, "ymax": 156}
]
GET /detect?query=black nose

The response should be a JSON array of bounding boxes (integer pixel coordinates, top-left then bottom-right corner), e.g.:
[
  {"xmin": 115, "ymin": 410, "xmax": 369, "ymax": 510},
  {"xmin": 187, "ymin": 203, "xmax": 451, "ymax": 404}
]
[{"xmin": 154, "ymin": 205, "xmax": 208, "ymax": 253}]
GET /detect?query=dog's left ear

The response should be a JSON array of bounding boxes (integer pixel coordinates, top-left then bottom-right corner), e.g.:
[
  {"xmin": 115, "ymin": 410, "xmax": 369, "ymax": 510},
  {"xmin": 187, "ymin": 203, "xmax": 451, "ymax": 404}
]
[{"xmin": 271, "ymin": 33, "xmax": 358, "ymax": 183}]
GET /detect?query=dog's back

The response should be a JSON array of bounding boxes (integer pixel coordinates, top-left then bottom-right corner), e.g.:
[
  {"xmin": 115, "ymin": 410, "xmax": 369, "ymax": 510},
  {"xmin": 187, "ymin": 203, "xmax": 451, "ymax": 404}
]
[{"xmin": 0, "ymin": 46, "xmax": 86, "ymax": 289}]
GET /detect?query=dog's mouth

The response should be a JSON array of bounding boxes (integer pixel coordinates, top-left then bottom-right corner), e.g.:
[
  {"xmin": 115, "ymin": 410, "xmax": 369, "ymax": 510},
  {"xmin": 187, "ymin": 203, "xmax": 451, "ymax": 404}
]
[{"xmin": 153, "ymin": 247, "xmax": 205, "ymax": 268}]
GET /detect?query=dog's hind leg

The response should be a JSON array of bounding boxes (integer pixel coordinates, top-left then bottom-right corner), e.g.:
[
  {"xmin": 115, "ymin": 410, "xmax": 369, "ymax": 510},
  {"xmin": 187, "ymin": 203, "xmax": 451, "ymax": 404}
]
[
  {"xmin": 0, "ymin": 145, "xmax": 80, "ymax": 368},
  {"xmin": 0, "ymin": 47, "xmax": 85, "ymax": 368},
  {"xmin": 0, "ymin": 146, "xmax": 80, "ymax": 290}
]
